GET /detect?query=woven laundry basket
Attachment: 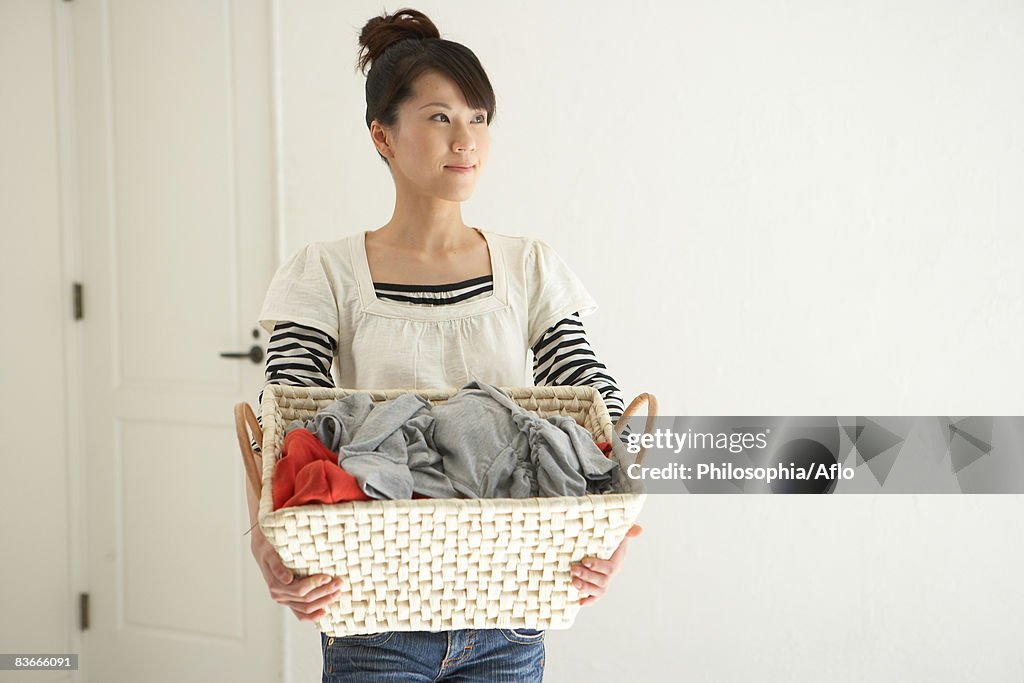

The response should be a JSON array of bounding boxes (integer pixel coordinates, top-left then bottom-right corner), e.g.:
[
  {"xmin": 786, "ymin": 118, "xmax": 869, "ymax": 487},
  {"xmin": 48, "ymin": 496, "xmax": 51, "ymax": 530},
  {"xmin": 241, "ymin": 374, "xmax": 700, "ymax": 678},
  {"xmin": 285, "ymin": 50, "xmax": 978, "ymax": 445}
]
[{"xmin": 234, "ymin": 384, "xmax": 656, "ymax": 637}]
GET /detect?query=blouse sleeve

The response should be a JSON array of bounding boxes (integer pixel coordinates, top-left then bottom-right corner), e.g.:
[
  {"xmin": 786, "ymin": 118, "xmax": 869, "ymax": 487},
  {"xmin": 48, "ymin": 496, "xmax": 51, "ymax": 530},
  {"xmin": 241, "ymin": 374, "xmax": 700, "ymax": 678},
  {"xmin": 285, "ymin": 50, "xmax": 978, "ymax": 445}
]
[
  {"xmin": 531, "ymin": 313, "xmax": 625, "ymax": 422},
  {"xmin": 526, "ymin": 239, "xmax": 598, "ymax": 349},
  {"xmin": 252, "ymin": 320, "xmax": 338, "ymax": 453},
  {"xmin": 258, "ymin": 242, "xmax": 339, "ymax": 341}
]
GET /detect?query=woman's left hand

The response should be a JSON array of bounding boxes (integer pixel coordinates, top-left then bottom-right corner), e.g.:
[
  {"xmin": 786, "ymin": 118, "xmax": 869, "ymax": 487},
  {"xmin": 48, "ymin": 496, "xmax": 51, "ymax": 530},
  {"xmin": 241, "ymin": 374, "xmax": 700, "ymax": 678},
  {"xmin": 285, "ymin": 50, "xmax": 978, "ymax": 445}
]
[{"xmin": 570, "ymin": 524, "xmax": 643, "ymax": 606}]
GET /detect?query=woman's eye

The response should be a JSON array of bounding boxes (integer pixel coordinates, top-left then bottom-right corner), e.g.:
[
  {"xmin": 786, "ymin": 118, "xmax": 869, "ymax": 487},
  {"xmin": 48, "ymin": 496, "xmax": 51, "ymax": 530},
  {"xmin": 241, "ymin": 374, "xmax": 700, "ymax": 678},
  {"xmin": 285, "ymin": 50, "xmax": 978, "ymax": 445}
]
[{"xmin": 432, "ymin": 113, "xmax": 487, "ymax": 124}]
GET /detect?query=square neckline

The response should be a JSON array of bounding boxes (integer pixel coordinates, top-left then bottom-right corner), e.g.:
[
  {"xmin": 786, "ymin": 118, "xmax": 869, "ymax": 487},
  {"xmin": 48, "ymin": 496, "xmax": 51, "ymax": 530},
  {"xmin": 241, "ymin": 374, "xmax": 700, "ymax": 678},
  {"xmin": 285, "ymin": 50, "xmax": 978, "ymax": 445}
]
[{"xmin": 351, "ymin": 228, "xmax": 508, "ymax": 320}]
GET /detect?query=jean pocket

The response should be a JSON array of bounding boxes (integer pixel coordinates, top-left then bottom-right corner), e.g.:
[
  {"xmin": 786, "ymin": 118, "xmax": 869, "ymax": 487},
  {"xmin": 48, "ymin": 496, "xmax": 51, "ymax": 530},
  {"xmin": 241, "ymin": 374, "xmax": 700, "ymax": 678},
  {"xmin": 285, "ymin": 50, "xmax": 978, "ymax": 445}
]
[
  {"xmin": 326, "ymin": 631, "xmax": 395, "ymax": 648},
  {"xmin": 499, "ymin": 628, "xmax": 546, "ymax": 645}
]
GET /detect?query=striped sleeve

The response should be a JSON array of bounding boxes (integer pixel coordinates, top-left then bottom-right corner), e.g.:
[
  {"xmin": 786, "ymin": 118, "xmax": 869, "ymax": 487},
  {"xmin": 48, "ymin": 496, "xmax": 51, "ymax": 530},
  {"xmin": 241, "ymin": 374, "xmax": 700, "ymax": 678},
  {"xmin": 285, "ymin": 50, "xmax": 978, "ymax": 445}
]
[
  {"xmin": 531, "ymin": 312, "xmax": 626, "ymax": 426},
  {"xmin": 251, "ymin": 320, "xmax": 337, "ymax": 452}
]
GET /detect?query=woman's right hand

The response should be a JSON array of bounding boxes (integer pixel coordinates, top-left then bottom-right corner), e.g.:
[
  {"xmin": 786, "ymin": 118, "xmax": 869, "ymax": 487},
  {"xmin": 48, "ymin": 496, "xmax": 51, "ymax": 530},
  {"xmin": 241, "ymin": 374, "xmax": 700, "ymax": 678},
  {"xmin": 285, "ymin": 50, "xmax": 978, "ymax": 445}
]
[{"xmin": 250, "ymin": 525, "xmax": 346, "ymax": 622}]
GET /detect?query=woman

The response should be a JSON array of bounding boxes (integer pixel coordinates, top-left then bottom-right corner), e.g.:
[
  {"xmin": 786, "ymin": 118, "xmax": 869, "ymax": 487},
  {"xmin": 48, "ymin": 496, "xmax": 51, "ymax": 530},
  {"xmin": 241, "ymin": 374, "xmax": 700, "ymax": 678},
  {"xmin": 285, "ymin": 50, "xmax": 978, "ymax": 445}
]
[{"xmin": 248, "ymin": 8, "xmax": 642, "ymax": 681}]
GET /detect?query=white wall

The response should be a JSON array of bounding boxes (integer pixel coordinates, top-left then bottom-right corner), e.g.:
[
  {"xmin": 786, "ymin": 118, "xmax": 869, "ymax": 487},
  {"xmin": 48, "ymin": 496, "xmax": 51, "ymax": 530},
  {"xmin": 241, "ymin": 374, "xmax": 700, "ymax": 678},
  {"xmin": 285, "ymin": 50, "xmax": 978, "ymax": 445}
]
[{"xmin": 275, "ymin": 1, "xmax": 1024, "ymax": 681}]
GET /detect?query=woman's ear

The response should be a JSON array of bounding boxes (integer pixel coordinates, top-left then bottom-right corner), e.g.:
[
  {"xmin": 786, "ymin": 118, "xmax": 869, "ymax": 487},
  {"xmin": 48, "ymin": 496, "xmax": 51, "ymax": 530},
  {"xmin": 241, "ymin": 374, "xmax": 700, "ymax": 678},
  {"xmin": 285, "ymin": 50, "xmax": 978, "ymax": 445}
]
[{"xmin": 370, "ymin": 121, "xmax": 393, "ymax": 159}]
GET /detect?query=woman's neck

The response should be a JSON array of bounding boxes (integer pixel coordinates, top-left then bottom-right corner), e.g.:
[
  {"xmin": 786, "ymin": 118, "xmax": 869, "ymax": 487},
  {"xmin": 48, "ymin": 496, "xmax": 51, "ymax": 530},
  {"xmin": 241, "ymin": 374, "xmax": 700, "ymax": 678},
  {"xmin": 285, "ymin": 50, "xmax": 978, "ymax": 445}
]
[{"xmin": 378, "ymin": 194, "xmax": 474, "ymax": 251}]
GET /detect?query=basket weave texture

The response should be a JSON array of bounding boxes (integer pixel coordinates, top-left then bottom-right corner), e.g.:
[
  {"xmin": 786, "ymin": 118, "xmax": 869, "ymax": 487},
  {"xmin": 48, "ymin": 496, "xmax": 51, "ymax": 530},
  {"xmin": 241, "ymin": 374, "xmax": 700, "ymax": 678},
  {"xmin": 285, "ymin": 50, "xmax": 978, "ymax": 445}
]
[{"xmin": 257, "ymin": 383, "xmax": 646, "ymax": 636}]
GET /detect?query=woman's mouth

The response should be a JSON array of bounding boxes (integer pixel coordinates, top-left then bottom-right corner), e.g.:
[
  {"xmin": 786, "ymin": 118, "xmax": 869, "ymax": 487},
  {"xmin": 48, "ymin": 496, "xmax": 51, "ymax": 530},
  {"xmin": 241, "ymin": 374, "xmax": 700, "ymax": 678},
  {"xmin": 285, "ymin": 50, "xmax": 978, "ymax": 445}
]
[{"xmin": 445, "ymin": 165, "xmax": 474, "ymax": 173}]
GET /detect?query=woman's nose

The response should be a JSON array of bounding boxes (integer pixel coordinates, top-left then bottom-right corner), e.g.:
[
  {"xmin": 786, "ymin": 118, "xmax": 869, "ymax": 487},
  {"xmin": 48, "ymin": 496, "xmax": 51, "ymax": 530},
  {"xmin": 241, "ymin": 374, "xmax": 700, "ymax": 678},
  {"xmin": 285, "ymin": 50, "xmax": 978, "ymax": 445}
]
[{"xmin": 452, "ymin": 128, "xmax": 476, "ymax": 152}]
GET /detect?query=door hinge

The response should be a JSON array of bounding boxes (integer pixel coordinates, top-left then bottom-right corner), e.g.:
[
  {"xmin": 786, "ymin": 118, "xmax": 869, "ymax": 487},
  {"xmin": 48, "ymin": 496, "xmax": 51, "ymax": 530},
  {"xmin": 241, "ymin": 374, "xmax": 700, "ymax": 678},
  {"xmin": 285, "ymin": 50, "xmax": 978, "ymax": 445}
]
[
  {"xmin": 73, "ymin": 282, "xmax": 83, "ymax": 320},
  {"xmin": 79, "ymin": 592, "xmax": 90, "ymax": 630}
]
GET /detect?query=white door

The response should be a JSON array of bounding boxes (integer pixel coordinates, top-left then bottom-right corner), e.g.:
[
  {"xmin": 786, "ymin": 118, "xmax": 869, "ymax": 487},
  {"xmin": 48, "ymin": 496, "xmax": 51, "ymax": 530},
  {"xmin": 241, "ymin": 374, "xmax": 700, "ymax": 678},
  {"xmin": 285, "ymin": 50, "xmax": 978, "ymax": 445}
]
[{"xmin": 73, "ymin": 1, "xmax": 280, "ymax": 681}]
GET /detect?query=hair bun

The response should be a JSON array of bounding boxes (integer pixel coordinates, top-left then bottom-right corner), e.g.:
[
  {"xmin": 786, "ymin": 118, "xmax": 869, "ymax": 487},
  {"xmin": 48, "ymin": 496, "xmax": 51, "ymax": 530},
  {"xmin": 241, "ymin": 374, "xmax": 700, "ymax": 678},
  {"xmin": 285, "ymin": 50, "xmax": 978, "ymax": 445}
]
[{"xmin": 357, "ymin": 8, "xmax": 441, "ymax": 75}]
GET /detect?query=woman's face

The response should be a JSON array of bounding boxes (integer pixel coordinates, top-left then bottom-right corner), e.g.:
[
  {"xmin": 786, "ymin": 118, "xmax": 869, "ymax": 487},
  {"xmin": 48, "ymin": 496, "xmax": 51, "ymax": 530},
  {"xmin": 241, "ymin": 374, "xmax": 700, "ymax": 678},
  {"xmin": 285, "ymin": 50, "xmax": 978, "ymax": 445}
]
[{"xmin": 372, "ymin": 70, "xmax": 490, "ymax": 203}]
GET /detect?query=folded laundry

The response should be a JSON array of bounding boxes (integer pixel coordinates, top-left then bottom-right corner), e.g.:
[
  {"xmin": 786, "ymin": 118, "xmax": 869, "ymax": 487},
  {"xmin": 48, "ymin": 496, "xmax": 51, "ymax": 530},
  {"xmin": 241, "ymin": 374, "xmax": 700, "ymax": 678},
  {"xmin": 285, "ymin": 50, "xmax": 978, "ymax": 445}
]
[{"xmin": 283, "ymin": 380, "xmax": 619, "ymax": 501}]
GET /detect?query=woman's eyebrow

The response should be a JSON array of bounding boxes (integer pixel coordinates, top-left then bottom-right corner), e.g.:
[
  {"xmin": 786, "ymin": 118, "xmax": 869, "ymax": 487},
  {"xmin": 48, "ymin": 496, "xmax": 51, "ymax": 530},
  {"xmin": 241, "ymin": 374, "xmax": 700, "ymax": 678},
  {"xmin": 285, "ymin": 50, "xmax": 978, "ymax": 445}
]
[{"xmin": 418, "ymin": 101, "xmax": 486, "ymax": 112}]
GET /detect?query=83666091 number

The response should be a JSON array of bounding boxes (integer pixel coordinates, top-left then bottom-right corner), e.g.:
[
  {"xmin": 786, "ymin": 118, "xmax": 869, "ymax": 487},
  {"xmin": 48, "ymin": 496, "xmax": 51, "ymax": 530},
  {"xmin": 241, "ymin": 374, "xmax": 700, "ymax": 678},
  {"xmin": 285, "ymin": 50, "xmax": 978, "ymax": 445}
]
[
  {"xmin": 0, "ymin": 654, "xmax": 78, "ymax": 670},
  {"xmin": 16, "ymin": 657, "xmax": 70, "ymax": 667}
]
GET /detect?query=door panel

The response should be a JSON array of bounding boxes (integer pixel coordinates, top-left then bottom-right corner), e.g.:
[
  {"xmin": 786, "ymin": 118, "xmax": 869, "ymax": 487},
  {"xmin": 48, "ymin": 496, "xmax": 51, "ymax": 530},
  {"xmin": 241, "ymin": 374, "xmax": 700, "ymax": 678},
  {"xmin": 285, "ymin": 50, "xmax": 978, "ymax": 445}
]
[{"xmin": 75, "ymin": 1, "xmax": 279, "ymax": 680}]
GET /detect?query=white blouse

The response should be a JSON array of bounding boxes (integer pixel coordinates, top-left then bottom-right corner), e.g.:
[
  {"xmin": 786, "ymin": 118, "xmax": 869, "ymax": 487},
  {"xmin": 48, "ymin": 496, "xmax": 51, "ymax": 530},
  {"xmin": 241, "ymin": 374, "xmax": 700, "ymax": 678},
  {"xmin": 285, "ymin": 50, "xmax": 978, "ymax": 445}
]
[{"xmin": 257, "ymin": 229, "xmax": 598, "ymax": 391}]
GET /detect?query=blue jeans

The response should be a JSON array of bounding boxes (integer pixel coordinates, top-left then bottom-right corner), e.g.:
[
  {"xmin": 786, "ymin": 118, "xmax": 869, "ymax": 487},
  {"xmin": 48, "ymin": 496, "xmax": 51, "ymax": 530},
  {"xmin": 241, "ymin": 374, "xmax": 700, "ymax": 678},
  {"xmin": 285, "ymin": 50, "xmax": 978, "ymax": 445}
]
[{"xmin": 321, "ymin": 628, "xmax": 545, "ymax": 682}]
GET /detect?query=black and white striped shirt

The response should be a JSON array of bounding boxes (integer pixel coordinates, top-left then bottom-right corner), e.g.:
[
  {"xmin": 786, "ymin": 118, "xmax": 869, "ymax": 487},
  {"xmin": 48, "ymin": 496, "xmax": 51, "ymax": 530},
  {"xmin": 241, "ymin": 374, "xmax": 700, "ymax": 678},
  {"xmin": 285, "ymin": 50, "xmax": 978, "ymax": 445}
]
[{"xmin": 255, "ymin": 276, "xmax": 625, "ymax": 446}]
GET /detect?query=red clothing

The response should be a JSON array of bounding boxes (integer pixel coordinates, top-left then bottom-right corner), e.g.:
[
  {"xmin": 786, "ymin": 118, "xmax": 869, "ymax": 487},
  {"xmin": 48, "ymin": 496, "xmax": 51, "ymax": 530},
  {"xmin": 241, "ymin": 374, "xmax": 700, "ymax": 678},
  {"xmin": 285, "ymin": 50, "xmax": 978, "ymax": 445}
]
[
  {"xmin": 273, "ymin": 428, "xmax": 372, "ymax": 509},
  {"xmin": 595, "ymin": 441, "xmax": 614, "ymax": 457},
  {"xmin": 273, "ymin": 428, "xmax": 432, "ymax": 509}
]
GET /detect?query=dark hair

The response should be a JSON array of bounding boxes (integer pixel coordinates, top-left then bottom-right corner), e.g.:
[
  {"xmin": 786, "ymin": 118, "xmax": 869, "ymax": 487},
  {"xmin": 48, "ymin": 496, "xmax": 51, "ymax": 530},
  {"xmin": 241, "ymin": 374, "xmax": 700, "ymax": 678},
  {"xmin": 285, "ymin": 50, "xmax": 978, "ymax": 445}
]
[{"xmin": 357, "ymin": 8, "xmax": 496, "ymax": 165}]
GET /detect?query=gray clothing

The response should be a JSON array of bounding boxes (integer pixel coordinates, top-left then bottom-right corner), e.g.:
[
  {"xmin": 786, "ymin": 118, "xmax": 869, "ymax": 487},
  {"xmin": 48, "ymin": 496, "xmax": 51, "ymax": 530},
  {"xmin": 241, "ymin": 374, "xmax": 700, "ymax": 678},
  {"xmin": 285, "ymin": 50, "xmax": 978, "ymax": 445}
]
[
  {"xmin": 286, "ymin": 393, "xmax": 458, "ymax": 500},
  {"xmin": 431, "ymin": 381, "xmax": 618, "ymax": 498},
  {"xmin": 286, "ymin": 381, "xmax": 618, "ymax": 500}
]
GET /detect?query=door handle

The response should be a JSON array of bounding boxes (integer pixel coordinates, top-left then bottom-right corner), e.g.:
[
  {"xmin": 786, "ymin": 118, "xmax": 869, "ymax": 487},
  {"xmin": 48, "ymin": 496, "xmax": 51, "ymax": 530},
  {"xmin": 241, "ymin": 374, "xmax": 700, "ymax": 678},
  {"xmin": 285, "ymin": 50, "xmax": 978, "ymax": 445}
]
[{"xmin": 219, "ymin": 345, "xmax": 264, "ymax": 364}]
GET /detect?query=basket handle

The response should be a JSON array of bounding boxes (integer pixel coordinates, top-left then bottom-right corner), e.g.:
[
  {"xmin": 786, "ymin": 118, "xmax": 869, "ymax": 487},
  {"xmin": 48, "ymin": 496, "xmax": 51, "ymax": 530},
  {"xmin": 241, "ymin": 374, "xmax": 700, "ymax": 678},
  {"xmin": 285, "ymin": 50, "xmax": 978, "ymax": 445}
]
[
  {"xmin": 234, "ymin": 402, "xmax": 264, "ymax": 497},
  {"xmin": 613, "ymin": 393, "xmax": 659, "ymax": 465}
]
